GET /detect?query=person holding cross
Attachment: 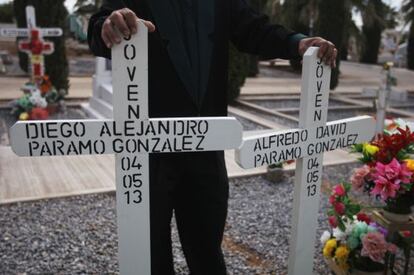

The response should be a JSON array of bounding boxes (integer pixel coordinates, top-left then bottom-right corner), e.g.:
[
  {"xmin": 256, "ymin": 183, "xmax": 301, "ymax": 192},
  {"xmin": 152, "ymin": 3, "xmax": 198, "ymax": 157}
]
[{"xmin": 88, "ymin": 1, "xmax": 337, "ymax": 274}]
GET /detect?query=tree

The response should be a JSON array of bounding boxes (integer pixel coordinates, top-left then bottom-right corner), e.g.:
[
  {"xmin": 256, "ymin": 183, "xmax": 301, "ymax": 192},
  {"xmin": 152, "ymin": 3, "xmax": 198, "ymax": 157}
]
[
  {"xmin": 0, "ymin": 1, "xmax": 14, "ymax": 23},
  {"xmin": 14, "ymin": 0, "xmax": 69, "ymax": 91},
  {"xmin": 316, "ymin": 0, "xmax": 348, "ymax": 89},
  {"xmin": 74, "ymin": 0, "xmax": 102, "ymax": 15},
  {"xmin": 281, "ymin": 0, "xmax": 317, "ymax": 70},
  {"xmin": 359, "ymin": 0, "xmax": 396, "ymax": 64},
  {"xmin": 247, "ymin": 0, "xmax": 268, "ymax": 76},
  {"xmin": 227, "ymin": 44, "xmax": 249, "ymax": 102},
  {"xmin": 402, "ymin": 0, "xmax": 414, "ymax": 70}
]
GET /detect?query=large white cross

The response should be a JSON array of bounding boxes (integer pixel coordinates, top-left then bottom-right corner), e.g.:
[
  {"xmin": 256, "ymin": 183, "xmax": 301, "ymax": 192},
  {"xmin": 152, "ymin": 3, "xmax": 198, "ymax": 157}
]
[
  {"xmin": 235, "ymin": 47, "xmax": 376, "ymax": 275},
  {"xmin": 10, "ymin": 23, "xmax": 243, "ymax": 275}
]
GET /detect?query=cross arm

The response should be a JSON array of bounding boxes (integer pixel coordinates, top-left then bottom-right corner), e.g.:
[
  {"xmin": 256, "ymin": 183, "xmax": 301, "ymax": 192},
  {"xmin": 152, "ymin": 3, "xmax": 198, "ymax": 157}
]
[
  {"xmin": 235, "ymin": 115, "xmax": 376, "ymax": 169},
  {"xmin": 0, "ymin": 28, "xmax": 62, "ymax": 38},
  {"xmin": 10, "ymin": 117, "xmax": 242, "ymax": 157}
]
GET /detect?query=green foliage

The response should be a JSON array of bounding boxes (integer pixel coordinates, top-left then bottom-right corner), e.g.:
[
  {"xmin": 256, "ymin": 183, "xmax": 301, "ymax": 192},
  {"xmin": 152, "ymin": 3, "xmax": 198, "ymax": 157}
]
[
  {"xmin": 316, "ymin": 0, "xmax": 348, "ymax": 89},
  {"xmin": 0, "ymin": 1, "xmax": 14, "ymax": 23},
  {"xmin": 74, "ymin": 0, "xmax": 102, "ymax": 15},
  {"xmin": 14, "ymin": 0, "xmax": 69, "ymax": 91},
  {"xmin": 227, "ymin": 43, "xmax": 249, "ymax": 102},
  {"xmin": 359, "ymin": 0, "xmax": 395, "ymax": 64}
]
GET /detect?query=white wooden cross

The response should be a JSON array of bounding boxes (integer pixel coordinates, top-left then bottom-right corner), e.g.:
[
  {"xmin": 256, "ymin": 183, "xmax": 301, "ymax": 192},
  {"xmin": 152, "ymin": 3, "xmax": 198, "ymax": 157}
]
[
  {"xmin": 0, "ymin": 6, "xmax": 62, "ymax": 80},
  {"xmin": 235, "ymin": 47, "xmax": 376, "ymax": 275},
  {"xmin": 10, "ymin": 22, "xmax": 243, "ymax": 275}
]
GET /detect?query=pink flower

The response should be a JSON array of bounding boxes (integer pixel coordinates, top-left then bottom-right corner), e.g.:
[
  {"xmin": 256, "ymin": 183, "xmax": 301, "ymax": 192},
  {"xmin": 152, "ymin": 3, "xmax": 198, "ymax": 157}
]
[
  {"xmin": 361, "ymin": 232, "xmax": 389, "ymax": 262},
  {"xmin": 329, "ymin": 195, "xmax": 336, "ymax": 204},
  {"xmin": 371, "ymin": 158, "xmax": 413, "ymax": 200},
  {"xmin": 334, "ymin": 202, "xmax": 346, "ymax": 215},
  {"xmin": 351, "ymin": 165, "xmax": 371, "ymax": 191},
  {"xmin": 328, "ymin": 216, "xmax": 338, "ymax": 228},
  {"xmin": 333, "ymin": 185, "xmax": 346, "ymax": 197}
]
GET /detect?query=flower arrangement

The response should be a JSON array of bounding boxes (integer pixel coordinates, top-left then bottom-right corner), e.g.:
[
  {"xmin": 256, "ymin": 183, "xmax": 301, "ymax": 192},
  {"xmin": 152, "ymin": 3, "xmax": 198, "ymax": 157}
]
[
  {"xmin": 322, "ymin": 183, "xmax": 397, "ymax": 273},
  {"xmin": 10, "ymin": 75, "xmax": 66, "ymax": 120},
  {"xmin": 351, "ymin": 122, "xmax": 414, "ymax": 216}
]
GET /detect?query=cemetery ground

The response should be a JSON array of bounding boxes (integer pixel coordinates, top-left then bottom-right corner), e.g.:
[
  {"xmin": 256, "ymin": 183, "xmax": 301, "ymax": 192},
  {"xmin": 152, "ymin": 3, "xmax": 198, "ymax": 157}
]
[{"xmin": 1, "ymin": 60, "xmax": 414, "ymax": 273}]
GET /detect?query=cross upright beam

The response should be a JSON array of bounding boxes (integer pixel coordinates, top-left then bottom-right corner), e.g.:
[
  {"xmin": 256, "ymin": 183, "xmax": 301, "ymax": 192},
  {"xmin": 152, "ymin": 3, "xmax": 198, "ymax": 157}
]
[
  {"xmin": 10, "ymin": 22, "xmax": 243, "ymax": 275},
  {"xmin": 235, "ymin": 47, "xmax": 376, "ymax": 275}
]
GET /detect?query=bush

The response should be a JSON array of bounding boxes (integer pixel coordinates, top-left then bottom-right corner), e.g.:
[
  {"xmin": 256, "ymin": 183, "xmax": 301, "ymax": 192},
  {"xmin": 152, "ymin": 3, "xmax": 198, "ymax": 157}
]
[
  {"xmin": 227, "ymin": 43, "xmax": 249, "ymax": 102},
  {"xmin": 0, "ymin": 2, "xmax": 14, "ymax": 23},
  {"xmin": 14, "ymin": 0, "xmax": 69, "ymax": 91}
]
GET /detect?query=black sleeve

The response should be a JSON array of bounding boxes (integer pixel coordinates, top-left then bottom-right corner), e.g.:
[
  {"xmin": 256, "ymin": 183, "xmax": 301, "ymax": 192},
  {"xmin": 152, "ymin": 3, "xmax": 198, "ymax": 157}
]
[
  {"xmin": 87, "ymin": 0, "xmax": 126, "ymax": 59},
  {"xmin": 230, "ymin": 0, "xmax": 306, "ymax": 60}
]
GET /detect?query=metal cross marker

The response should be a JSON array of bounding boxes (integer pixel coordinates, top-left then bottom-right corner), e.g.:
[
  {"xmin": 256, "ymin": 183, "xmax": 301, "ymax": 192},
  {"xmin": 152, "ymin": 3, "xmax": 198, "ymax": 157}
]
[
  {"xmin": 235, "ymin": 47, "xmax": 376, "ymax": 275},
  {"xmin": 10, "ymin": 22, "xmax": 243, "ymax": 275},
  {"xmin": 0, "ymin": 6, "xmax": 62, "ymax": 81}
]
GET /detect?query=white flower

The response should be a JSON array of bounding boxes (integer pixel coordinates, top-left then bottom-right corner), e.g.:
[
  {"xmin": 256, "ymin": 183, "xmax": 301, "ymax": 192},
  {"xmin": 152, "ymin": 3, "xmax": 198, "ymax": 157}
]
[
  {"xmin": 333, "ymin": 227, "xmax": 347, "ymax": 242},
  {"xmin": 320, "ymin": 231, "xmax": 331, "ymax": 245},
  {"xmin": 38, "ymin": 97, "xmax": 47, "ymax": 108}
]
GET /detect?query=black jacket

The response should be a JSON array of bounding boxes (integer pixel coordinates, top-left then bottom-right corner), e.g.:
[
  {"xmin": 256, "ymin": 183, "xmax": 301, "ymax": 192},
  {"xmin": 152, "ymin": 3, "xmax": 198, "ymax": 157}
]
[{"xmin": 88, "ymin": 0, "xmax": 304, "ymax": 118}]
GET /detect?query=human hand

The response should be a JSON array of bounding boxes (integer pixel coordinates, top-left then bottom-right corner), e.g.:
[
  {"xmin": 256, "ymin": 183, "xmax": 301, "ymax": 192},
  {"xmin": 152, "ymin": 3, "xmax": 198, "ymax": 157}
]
[
  {"xmin": 101, "ymin": 8, "xmax": 156, "ymax": 48},
  {"xmin": 298, "ymin": 37, "xmax": 337, "ymax": 68}
]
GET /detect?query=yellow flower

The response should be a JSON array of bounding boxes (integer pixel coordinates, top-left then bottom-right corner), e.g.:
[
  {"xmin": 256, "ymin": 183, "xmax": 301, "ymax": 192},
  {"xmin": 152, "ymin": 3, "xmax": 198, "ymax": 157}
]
[
  {"xmin": 323, "ymin": 239, "xmax": 337, "ymax": 258},
  {"xmin": 335, "ymin": 245, "xmax": 350, "ymax": 271},
  {"xmin": 362, "ymin": 143, "xmax": 379, "ymax": 156},
  {"xmin": 19, "ymin": 112, "xmax": 29, "ymax": 121},
  {"xmin": 405, "ymin": 159, "xmax": 414, "ymax": 171},
  {"xmin": 335, "ymin": 245, "xmax": 350, "ymax": 260}
]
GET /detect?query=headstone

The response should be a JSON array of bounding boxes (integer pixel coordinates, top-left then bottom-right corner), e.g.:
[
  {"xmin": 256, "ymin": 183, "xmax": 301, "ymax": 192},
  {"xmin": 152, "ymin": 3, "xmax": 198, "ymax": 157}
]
[
  {"xmin": 0, "ymin": 6, "xmax": 62, "ymax": 82},
  {"xmin": 235, "ymin": 47, "xmax": 376, "ymax": 275},
  {"xmin": 10, "ymin": 22, "xmax": 243, "ymax": 275},
  {"xmin": 82, "ymin": 57, "xmax": 113, "ymax": 119}
]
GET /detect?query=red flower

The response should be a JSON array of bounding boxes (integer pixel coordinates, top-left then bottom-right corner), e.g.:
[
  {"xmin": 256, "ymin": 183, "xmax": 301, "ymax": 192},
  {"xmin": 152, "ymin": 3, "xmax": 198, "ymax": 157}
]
[
  {"xmin": 372, "ymin": 127, "xmax": 414, "ymax": 164},
  {"xmin": 328, "ymin": 216, "xmax": 338, "ymax": 228},
  {"xmin": 357, "ymin": 213, "xmax": 371, "ymax": 224},
  {"xmin": 401, "ymin": 231, "xmax": 412, "ymax": 238},
  {"xmin": 333, "ymin": 202, "xmax": 346, "ymax": 215},
  {"xmin": 29, "ymin": 107, "xmax": 49, "ymax": 120},
  {"xmin": 333, "ymin": 185, "xmax": 346, "ymax": 197},
  {"xmin": 329, "ymin": 195, "xmax": 336, "ymax": 204}
]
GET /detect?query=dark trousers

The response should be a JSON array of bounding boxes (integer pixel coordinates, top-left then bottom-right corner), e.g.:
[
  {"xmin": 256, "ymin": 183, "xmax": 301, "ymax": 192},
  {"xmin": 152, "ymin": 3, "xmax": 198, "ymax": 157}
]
[{"xmin": 149, "ymin": 151, "xmax": 229, "ymax": 275}]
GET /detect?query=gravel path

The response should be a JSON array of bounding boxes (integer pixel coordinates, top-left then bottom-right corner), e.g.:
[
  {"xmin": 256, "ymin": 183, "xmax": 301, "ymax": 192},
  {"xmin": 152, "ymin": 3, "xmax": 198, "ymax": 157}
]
[{"xmin": 3, "ymin": 163, "xmax": 411, "ymax": 274}]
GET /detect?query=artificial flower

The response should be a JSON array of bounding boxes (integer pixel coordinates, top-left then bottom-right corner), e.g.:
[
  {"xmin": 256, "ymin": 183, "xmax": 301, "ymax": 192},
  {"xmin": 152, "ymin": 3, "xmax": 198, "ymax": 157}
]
[
  {"xmin": 19, "ymin": 112, "xmax": 29, "ymax": 121},
  {"xmin": 405, "ymin": 159, "xmax": 414, "ymax": 171},
  {"xmin": 351, "ymin": 165, "xmax": 371, "ymax": 191},
  {"xmin": 356, "ymin": 213, "xmax": 371, "ymax": 224},
  {"xmin": 333, "ymin": 184, "xmax": 346, "ymax": 197},
  {"xmin": 328, "ymin": 216, "xmax": 338, "ymax": 228},
  {"xmin": 29, "ymin": 107, "xmax": 49, "ymax": 120},
  {"xmin": 334, "ymin": 202, "xmax": 346, "ymax": 215},
  {"xmin": 371, "ymin": 158, "xmax": 412, "ymax": 200},
  {"xmin": 335, "ymin": 245, "xmax": 350, "ymax": 270},
  {"xmin": 323, "ymin": 239, "xmax": 337, "ymax": 258},
  {"xmin": 361, "ymin": 232, "xmax": 395, "ymax": 262},
  {"xmin": 363, "ymin": 143, "xmax": 379, "ymax": 156},
  {"xmin": 320, "ymin": 231, "xmax": 331, "ymax": 245},
  {"xmin": 351, "ymin": 221, "xmax": 369, "ymax": 240},
  {"xmin": 335, "ymin": 245, "xmax": 350, "ymax": 261},
  {"xmin": 333, "ymin": 227, "xmax": 347, "ymax": 242},
  {"xmin": 346, "ymin": 235, "xmax": 360, "ymax": 250}
]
